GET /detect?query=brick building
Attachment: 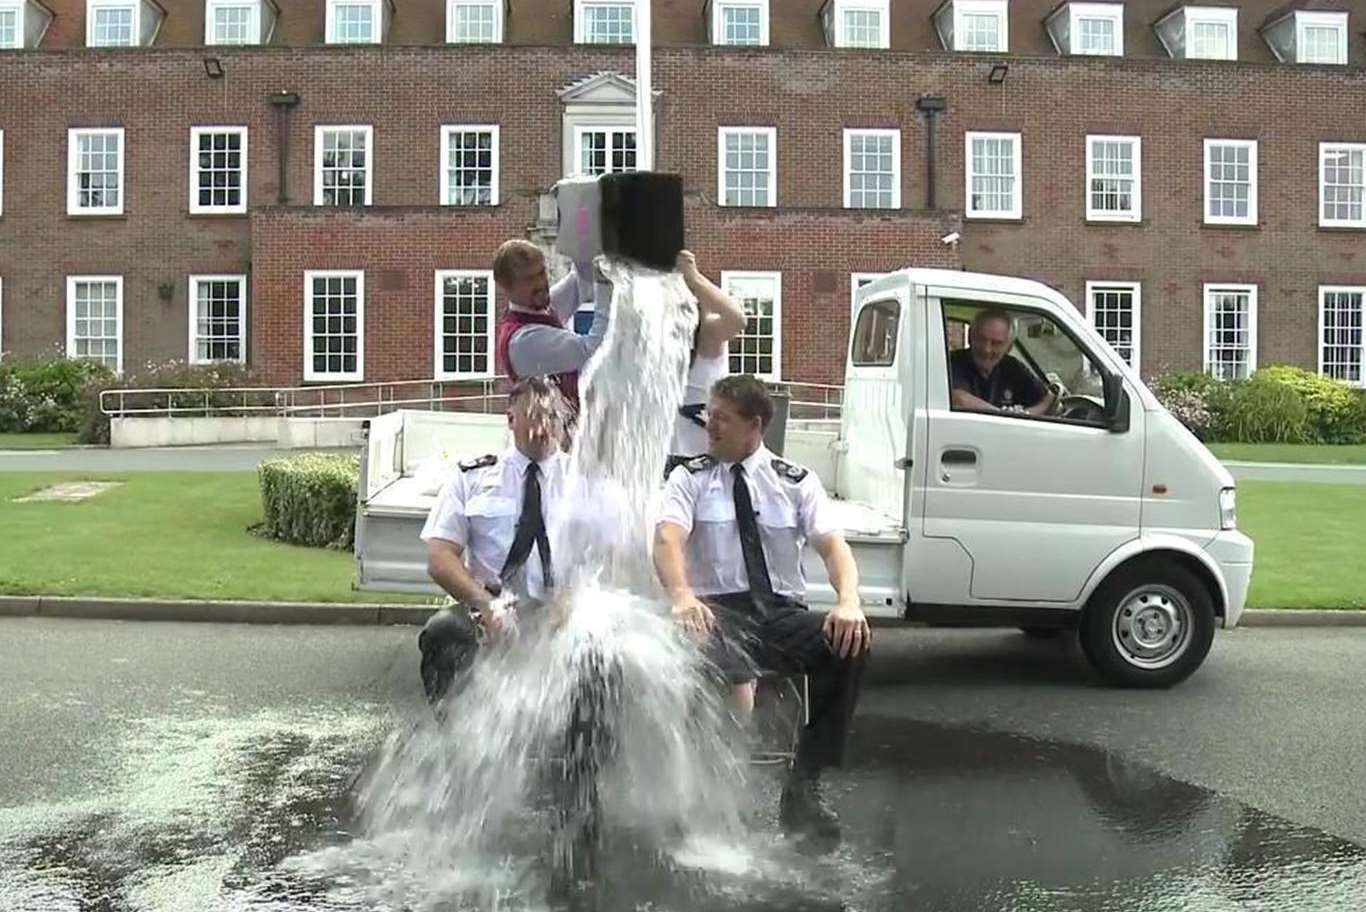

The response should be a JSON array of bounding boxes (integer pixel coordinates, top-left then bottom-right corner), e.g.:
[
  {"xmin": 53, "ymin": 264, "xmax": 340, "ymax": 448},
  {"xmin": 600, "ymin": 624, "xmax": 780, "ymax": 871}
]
[{"xmin": 0, "ymin": 0, "xmax": 1363, "ymax": 389}]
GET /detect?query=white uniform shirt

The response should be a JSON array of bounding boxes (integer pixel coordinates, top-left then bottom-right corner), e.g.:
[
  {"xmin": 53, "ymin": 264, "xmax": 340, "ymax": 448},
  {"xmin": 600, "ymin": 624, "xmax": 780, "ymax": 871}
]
[
  {"xmin": 659, "ymin": 445, "xmax": 840, "ymax": 599},
  {"xmin": 420, "ymin": 447, "xmax": 568, "ymax": 601},
  {"xmin": 669, "ymin": 352, "xmax": 727, "ymax": 456}
]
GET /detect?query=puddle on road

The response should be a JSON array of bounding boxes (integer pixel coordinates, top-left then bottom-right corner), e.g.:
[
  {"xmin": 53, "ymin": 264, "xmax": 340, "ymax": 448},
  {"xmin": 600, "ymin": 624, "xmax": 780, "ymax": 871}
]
[{"xmin": 2, "ymin": 713, "xmax": 1363, "ymax": 911}]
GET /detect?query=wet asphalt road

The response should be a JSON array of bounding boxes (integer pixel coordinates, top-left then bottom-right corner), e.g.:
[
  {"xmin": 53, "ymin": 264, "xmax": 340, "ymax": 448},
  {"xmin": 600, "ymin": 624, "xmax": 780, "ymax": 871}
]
[{"xmin": 3, "ymin": 618, "xmax": 1366, "ymax": 910}]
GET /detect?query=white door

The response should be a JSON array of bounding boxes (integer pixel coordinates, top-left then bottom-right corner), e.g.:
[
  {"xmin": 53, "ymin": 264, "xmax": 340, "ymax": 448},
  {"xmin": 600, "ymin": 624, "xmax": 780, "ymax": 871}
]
[{"xmin": 917, "ymin": 293, "xmax": 1144, "ymax": 603}]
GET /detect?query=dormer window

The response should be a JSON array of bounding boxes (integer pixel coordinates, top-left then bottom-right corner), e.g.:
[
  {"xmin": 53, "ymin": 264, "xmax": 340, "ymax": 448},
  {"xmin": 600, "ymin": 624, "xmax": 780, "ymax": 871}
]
[
  {"xmin": 1046, "ymin": 2, "xmax": 1123, "ymax": 56},
  {"xmin": 1263, "ymin": 10, "xmax": 1348, "ymax": 65},
  {"xmin": 708, "ymin": 0, "xmax": 769, "ymax": 47},
  {"xmin": 0, "ymin": 0, "xmax": 54, "ymax": 49},
  {"xmin": 575, "ymin": 0, "xmax": 634, "ymax": 44},
  {"xmin": 86, "ymin": 0, "xmax": 162, "ymax": 48},
  {"xmin": 205, "ymin": 0, "xmax": 276, "ymax": 46},
  {"xmin": 326, "ymin": 0, "xmax": 387, "ymax": 44},
  {"xmin": 1156, "ymin": 6, "xmax": 1238, "ymax": 61},
  {"xmin": 821, "ymin": 0, "xmax": 890, "ymax": 50},
  {"xmin": 447, "ymin": 0, "xmax": 504, "ymax": 43},
  {"xmin": 934, "ymin": 0, "xmax": 1009, "ymax": 53}
]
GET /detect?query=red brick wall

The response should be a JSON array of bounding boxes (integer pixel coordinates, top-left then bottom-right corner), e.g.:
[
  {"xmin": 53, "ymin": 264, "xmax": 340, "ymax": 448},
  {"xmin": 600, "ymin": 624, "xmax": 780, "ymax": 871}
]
[{"xmin": 1, "ymin": 40, "xmax": 1364, "ymax": 384}]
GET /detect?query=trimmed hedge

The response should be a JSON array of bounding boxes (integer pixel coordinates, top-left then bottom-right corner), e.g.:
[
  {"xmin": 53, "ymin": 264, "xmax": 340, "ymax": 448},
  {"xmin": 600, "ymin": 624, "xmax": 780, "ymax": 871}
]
[
  {"xmin": 255, "ymin": 453, "xmax": 361, "ymax": 550},
  {"xmin": 0, "ymin": 356, "xmax": 115, "ymax": 433}
]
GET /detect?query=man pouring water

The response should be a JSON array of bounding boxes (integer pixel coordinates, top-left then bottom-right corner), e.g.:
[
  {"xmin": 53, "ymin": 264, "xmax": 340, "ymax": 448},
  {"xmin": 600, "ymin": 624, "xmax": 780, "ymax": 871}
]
[
  {"xmin": 418, "ymin": 377, "xmax": 570, "ymax": 704},
  {"xmin": 653, "ymin": 375, "xmax": 870, "ymax": 851}
]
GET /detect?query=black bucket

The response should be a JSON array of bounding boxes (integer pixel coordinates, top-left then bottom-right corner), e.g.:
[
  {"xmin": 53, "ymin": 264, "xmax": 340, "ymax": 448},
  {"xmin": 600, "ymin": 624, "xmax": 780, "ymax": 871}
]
[{"xmin": 598, "ymin": 172, "xmax": 685, "ymax": 271}]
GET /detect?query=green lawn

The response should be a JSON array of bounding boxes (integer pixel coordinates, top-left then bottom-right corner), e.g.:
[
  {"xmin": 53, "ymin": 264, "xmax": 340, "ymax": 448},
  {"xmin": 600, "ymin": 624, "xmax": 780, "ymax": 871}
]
[
  {"xmin": 1209, "ymin": 443, "xmax": 1366, "ymax": 465},
  {"xmin": 0, "ymin": 432, "xmax": 79, "ymax": 450},
  {"xmin": 0, "ymin": 472, "xmax": 434, "ymax": 604},
  {"xmin": 1239, "ymin": 481, "xmax": 1366, "ymax": 610}
]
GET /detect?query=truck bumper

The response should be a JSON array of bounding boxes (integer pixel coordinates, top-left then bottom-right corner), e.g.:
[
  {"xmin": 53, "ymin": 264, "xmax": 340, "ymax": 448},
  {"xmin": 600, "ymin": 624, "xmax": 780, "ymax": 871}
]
[{"xmin": 1205, "ymin": 530, "xmax": 1254, "ymax": 629}]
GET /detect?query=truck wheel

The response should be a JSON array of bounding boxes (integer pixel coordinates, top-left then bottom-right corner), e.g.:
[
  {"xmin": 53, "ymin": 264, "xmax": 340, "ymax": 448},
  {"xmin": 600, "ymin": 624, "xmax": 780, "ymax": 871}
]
[{"xmin": 1080, "ymin": 560, "xmax": 1215, "ymax": 688}]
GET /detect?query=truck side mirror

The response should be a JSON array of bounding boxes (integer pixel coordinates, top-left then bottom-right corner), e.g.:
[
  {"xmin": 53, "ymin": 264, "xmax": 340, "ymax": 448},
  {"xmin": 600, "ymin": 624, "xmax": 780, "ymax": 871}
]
[{"xmin": 1103, "ymin": 372, "xmax": 1130, "ymax": 433}]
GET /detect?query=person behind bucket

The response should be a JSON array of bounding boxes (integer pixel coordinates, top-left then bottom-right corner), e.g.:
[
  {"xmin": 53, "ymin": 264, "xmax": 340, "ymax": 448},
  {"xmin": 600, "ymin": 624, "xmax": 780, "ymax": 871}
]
[
  {"xmin": 653, "ymin": 375, "xmax": 870, "ymax": 852},
  {"xmin": 418, "ymin": 376, "xmax": 571, "ymax": 705},
  {"xmin": 493, "ymin": 240, "xmax": 607, "ymax": 413}
]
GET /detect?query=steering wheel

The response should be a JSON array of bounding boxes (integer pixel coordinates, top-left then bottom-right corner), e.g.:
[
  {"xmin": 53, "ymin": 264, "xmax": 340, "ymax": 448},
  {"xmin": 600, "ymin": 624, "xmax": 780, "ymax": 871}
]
[{"xmin": 1057, "ymin": 396, "xmax": 1106, "ymax": 423}]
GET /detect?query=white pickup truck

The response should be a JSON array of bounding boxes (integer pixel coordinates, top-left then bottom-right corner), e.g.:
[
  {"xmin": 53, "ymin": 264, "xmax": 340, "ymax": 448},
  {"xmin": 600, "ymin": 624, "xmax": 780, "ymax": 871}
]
[{"xmin": 354, "ymin": 268, "xmax": 1253, "ymax": 687}]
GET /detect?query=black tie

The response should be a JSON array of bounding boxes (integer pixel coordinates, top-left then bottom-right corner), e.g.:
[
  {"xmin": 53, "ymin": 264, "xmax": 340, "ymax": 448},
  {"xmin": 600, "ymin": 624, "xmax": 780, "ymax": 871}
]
[
  {"xmin": 731, "ymin": 464, "xmax": 775, "ymax": 606},
  {"xmin": 501, "ymin": 462, "xmax": 553, "ymax": 592}
]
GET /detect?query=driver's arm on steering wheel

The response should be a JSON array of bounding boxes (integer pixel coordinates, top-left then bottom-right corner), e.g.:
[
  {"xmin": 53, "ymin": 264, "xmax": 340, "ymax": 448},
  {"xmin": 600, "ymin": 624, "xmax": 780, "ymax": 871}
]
[{"xmin": 1025, "ymin": 382, "xmax": 1061, "ymax": 417}]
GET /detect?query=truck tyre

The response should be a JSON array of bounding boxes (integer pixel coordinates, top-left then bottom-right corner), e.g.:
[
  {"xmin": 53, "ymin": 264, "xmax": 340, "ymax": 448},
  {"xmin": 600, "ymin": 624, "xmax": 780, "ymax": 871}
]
[{"xmin": 1080, "ymin": 559, "xmax": 1215, "ymax": 688}]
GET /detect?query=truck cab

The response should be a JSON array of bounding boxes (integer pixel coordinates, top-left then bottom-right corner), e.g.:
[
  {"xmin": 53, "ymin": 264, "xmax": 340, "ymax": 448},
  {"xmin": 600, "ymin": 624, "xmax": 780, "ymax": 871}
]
[{"xmin": 812, "ymin": 268, "xmax": 1253, "ymax": 686}]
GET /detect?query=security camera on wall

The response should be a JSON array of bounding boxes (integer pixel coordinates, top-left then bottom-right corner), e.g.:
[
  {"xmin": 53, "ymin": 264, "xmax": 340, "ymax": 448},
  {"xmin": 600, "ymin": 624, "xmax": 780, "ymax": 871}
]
[{"xmin": 940, "ymin": 231, "xmax": 961, "ymax": 246}]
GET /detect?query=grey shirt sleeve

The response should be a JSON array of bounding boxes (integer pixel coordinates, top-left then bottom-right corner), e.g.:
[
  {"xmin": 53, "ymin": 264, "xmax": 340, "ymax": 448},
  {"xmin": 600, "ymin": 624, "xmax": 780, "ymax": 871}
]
[{"xmin": 507, "ymin": 262, "xmax": 611, "ymax": 378}]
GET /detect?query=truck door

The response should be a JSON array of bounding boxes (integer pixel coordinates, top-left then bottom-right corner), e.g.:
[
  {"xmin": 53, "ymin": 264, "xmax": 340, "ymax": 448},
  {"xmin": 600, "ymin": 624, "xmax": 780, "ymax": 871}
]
[{"xmin": 917, "ymin": 290, "xmax": 1145, "ymax": 604}]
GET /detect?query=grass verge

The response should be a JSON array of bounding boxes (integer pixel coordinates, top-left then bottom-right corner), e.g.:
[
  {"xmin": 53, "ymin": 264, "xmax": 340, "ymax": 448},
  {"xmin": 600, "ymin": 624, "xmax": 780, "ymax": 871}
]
[
  {"xmin": 1209, "ymin": 443, "xmax": 1366, "ymax": 465},
  {"xmin": 1240, "ymin": 481, "xmax": 1366, "ymax": 610},
  {"xmin": 0, "ymin": 433, "xmax": 79, "ymax": 450}
]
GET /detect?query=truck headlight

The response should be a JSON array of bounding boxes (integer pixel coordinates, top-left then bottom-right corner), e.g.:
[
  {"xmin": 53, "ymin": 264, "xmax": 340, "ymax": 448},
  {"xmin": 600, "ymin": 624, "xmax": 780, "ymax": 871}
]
[{"xmin": 1219, "ymin": 487, "xmax": 1237, "ymax": 530}]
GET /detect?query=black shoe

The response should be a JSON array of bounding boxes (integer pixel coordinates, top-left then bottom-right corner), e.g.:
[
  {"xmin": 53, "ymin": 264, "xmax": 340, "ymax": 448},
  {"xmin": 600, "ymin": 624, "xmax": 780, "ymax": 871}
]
[{"xmin": 779, "ymin": 776, "xmax": 841, "ymax": 850}]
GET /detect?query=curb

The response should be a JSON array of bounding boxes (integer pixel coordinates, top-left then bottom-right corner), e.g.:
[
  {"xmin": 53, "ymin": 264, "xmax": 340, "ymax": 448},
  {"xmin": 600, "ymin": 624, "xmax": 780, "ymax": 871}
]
[
  {"xmin": 3, "ymin": 596, "xmax": 1366, "ymax": 627},
  {"xmin": 0, "ymin": 595, "xmax": 436, "ymax": 626}
]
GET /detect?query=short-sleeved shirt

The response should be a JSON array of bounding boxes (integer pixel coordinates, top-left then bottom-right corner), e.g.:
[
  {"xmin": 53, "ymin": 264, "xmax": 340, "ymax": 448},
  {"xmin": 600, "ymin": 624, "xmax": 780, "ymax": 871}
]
[
  {"xmin": 420, "ymin": 447, "xmax": 568, "ymax": 601},
  {"xmin": 658, "ymin": 445, "xmax": 840, "ymax": 599},
  {"xmin": 949, "ymin": 348, "xmax": 1045, "ymax": 409}
]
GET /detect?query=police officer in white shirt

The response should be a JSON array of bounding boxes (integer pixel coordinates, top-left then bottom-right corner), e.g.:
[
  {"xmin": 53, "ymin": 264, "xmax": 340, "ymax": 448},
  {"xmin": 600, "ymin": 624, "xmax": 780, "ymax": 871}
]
[
  {"xmin": 653, "ymin": 375, "xmax": 870, "ymax": 850},
  {"xmin": 419, "ymin": 377, "xmax": 570, "ymax": 704},
  {"xmin": 666, "ymin": 250, "xmax": 747, "ymax": 473}
]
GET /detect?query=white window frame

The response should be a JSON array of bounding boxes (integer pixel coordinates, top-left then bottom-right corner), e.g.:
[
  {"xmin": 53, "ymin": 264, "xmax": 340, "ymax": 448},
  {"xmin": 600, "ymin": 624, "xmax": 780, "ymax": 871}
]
[
  {"xmin": 439, "ymin": 124, "xmax": 499, "ymax": 206},
  {"xmin": 1184, "ymin": 7, "xmax": 1238, "ymax": 61},
  {"xmin": 843, "ymin": 129, "xmax": 901, "ymax": 209},
  {"xmin": 326, "ymin": 0, "xmax": 382, "ymax": 44},
  {"xmin": 851, "ymin": 272, "xmax": 890, "ymax": 316},
  {"xmin": 1085, "ymin": 134, "xmax": 1141, "ymax": 223},
  {"xmin": 67, "ymin": 127, "xmax": 125, "ymax": 217},
  {"xmin": 0, "ymin": 1, "xmax": 26, "ymax": 49},
  {"xmin": 303, "ymin": 269, "xmax": 365, "ymax": 382},
  {"xmin": 720, "ymin": 270, "xmax": 782, "ymax": 381},
  {"xmin": 65, "ymin": 275, "xmax": 124, "ymax": 374},
  {"xmin": 1203, "ymin": 139, "xmax": 1258, "ymax": 226},
  {"xmin": 204, "ymin": 0, "xmax": 264, "ymax": 45},
  {"xmin": 1318, "ymin": 285, "xmax": 1366, "ymax": 386},
  {"xmin": 433, "ymin": 269, "xmax": 496, "ymax": 380},
  {"xmin": 1054, "ymin": 2, "xmax": 1123, "ymax": 56},
  {"xmin": 964, "ymin": 130, "xmax": 1022, "ymax": 220},
  {"xmin": 1203, "ymin": 283, "xmax": 1258, "ymax": 380},
  {"xmin": 829, "ymin": 0, "xmax": 890, "ymax": 49},
  {"xmin": 1319, "ymin": 142, "xmax": 1366, "ymax": 229},
  {"xmin": 712, "ymin": 0, "xmax": 769, "ymax": 46},
  {"xmin": 313, "ymin": 125, "xmax": 373, "ymax": 207},
  {"xmin": 188, "ymin": 126, "xmax": 248, "ymax": 215},
  {"xmin": 446, "ymin": 0, "xmax": 503, "ymax": 43},
  {"xmin": 187, "ymin": 274, "xmax": 247, "ymax": 364},
  {"xmin": 717, "ymin": 126, "xmax": 777, "ymax": 208},
  {"xmin": 939, "ymin": 0, "xmax": 1009, "ymax": 53},
  {"xmin": 572, "ymin": 125, "xmax": 638, "ymax": 177},
  {"xmin": 1295, "ymin": 11, "xmax": 1348, "ymax": 65},
  {"xmin": 1085, "ymin": 281, "xmax": 1142, "ymax": 372},
  {"xmin": 86, "ymin": 0, "xmax": 141, "ymax": 47},
  {"xmin": 575, "ymin": 0, "xmax": 635, "ymax": 44}
]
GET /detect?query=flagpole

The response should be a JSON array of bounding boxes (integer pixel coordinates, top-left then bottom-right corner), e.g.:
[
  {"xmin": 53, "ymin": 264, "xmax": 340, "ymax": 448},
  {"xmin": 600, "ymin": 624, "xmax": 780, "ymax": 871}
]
[{"xmin": 635, "ymin": 0, "xmax": 653, "ymax": 171}]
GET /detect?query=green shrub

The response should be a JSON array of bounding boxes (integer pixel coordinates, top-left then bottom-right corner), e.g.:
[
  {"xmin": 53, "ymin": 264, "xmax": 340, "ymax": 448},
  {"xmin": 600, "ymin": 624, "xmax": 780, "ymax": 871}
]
[
  {"xmin": 0, "ymin": 356, "xmax": 115, "ymax": 433},
  {"xmin": 79, "ymin": 359, "xmax": 261, "ymax": 445},
  {"xmin": 1220, "ymin": 374, "xmax": 1313, "ymax": 444},
  {"xmin": 254, "ymin": 453, "xmax": 361, "ymax": 550},
  {"xmin": 1256, "ymin": 366, "xmax": 1364, "ymax": 444},
  {"xmin": 1150, "ymin": 371, "xmax": 1236, "ymax": 440}
]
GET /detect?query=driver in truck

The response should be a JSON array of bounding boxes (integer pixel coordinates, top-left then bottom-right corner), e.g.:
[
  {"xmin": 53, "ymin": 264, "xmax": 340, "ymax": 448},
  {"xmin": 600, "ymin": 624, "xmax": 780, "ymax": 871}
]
[
  {"xmin": 418, "ymin": 376, "xmax": 570, "ymax": 707},
  {"xmin": 949, "ymin": 309, "xmax": 1059, "ymax": 416}
]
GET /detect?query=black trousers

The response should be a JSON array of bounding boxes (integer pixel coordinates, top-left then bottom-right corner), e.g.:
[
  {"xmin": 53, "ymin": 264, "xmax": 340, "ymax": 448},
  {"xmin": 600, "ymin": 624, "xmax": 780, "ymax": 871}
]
[{"xmin": 702, "ymin": 591, "xmax": 866, "ymax": 775}]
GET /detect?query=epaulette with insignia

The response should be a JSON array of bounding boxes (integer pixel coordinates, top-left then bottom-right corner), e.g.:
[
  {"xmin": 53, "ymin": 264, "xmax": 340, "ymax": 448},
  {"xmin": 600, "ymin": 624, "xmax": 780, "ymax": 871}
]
[
  {"xmin": 771, "ymin": 458, "xmax": 809, "ymax": 482},
  {"xmin": 458, "ymin": 453, "xmax": 497, "ymax": 472},
  {"xmin": 683, "ymin": 455, "xmax": 716, "ymax": 473}
]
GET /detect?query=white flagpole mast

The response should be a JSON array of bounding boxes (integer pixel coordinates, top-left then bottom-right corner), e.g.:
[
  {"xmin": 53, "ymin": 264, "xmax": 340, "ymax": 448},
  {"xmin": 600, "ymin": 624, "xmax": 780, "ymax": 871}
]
[{"xmin": 635, "ymin": 0, "xmax": 653, "ymax": 171}]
